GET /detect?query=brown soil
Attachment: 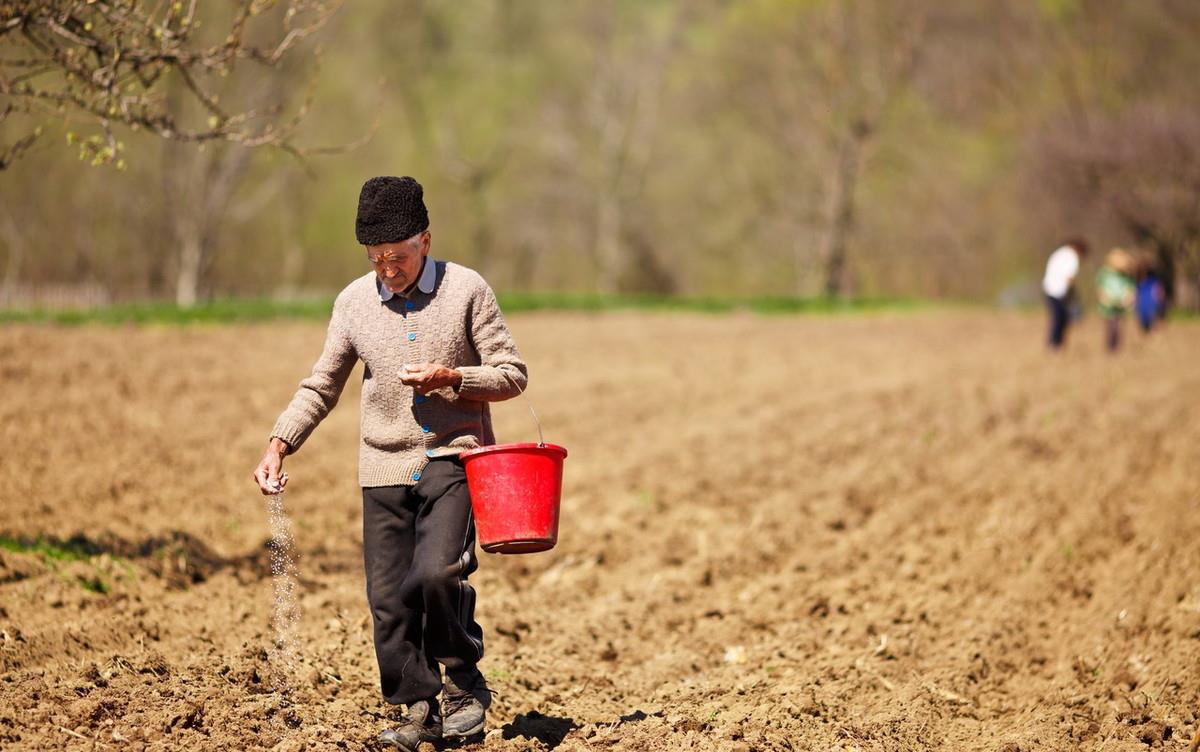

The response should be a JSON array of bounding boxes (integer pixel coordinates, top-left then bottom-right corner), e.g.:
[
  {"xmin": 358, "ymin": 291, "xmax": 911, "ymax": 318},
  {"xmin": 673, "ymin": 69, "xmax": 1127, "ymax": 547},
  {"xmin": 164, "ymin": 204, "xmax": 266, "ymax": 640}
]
[{"xmin": 1, "ymin": 311, "xmax": 1198, "ymax": 751}]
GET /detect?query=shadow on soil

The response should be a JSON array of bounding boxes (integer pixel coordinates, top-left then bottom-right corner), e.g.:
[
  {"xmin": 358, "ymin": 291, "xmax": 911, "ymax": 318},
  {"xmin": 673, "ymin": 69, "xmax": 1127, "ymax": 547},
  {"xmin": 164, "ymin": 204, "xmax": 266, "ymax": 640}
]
[
  {"xmin": 501, "ymin": 711, "xmax": 579, "ymax": 748},
  {"xmin": 0, "ymin": 530, "xmax": 276, "ymax": 588}
]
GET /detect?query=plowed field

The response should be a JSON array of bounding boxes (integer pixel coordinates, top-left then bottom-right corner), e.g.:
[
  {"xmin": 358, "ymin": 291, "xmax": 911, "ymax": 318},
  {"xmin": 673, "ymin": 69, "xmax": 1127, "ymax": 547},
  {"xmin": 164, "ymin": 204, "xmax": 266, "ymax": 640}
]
[{"xmin": 1, "ymin": 311, "xmax": 1198, "ymax": 751}]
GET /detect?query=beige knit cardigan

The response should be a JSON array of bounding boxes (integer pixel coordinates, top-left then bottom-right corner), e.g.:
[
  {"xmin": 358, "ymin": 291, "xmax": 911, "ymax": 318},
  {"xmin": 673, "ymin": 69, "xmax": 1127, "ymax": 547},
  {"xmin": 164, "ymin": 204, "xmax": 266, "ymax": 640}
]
[{"xmin": 270, "ymin": 261, "xmax": 527, "ymax": 487}]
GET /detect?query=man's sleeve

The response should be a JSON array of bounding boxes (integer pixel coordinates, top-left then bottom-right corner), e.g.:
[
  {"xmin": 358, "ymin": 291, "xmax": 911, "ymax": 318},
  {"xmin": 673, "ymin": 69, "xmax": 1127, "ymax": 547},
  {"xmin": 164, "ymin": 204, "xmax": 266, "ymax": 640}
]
[
  {"xmin": 269, "ymin": 301, "xmax": 357, "ymax": 453},
  {"xmin": 456, "ymin": 281, "xmax": 528, "ymax": 402}
]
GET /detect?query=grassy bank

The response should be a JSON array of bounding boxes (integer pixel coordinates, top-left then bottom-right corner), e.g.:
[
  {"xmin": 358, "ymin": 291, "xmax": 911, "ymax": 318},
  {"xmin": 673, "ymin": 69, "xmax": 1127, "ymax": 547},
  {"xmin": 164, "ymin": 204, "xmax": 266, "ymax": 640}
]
[{"xmin": 0, "ymin": 292, "xmax": 930, "ymax": 325}]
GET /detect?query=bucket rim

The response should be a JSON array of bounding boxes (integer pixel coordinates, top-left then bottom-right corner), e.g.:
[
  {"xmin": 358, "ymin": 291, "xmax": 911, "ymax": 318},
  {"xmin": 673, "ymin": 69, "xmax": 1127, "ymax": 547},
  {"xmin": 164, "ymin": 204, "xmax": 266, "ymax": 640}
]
[{"xmin": 459, "ymin": 441, "xmax": 568, "ymax": 459}]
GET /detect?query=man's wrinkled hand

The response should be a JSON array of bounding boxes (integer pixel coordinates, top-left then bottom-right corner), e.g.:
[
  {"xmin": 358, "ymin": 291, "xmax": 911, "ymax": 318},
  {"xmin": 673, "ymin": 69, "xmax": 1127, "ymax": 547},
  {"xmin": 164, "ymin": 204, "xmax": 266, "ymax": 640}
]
[
  {"xmin": 252, "ymin": 438, "xmax": 291, "ymax": 495},
  {"xmin": 400, "ymin": 363, "xmax": 463, "ymax": 395}
]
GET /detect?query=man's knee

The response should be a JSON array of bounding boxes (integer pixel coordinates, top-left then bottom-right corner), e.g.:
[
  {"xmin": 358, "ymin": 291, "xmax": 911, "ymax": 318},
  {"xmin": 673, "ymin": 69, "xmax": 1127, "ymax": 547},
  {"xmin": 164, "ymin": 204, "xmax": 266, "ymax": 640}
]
[{"xmin": 407, "ymin": 558, "xmax": 464, "ymax": 601}]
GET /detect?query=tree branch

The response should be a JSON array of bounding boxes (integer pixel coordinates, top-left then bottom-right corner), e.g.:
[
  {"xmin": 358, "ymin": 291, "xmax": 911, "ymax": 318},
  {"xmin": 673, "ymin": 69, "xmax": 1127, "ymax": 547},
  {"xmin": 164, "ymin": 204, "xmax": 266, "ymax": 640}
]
[{"xmin": 0, "ymin": 0, "xmax": 345, "ymax": 169}]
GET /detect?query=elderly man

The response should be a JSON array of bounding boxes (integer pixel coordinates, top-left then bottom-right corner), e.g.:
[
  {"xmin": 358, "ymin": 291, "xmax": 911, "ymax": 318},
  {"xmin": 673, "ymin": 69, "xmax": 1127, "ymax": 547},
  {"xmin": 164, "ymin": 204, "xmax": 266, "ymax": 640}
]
[{"xmin": 252, "ymin": 176, "xmax": 526, "ymax": 749}]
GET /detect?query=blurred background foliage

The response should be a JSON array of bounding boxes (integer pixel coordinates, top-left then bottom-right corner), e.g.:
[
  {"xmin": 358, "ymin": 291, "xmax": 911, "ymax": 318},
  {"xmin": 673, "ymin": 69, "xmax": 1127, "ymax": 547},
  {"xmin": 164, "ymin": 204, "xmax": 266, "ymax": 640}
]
[{"xmin": 2, "ymin": 0, "xmax": 1198, "ymax": 309}]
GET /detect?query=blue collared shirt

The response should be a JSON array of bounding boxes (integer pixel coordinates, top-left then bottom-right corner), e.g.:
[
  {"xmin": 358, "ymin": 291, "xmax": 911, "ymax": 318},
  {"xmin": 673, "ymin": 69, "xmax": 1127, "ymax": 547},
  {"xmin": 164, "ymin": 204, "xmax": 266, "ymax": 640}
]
[{"xmin": 377, "ymin": 256, "xmax": 438, "ymax": 302}]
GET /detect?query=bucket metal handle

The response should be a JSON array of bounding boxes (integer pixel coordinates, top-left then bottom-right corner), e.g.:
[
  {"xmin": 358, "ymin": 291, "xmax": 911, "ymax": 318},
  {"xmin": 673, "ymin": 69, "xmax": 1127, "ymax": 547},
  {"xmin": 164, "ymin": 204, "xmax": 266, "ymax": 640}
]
[{"xmin": 503, "ymin": 368, "xmax": 544, "ymax": 447}]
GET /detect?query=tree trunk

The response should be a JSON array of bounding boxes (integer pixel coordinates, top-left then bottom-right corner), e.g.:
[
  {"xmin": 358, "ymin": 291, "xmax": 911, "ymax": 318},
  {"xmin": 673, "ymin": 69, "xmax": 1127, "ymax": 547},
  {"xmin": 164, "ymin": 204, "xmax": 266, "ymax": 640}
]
[
  {"xmin": 590, "ymin": 1, "xmax": 694, "ymax": 294},
  {"xmin": 167, "ymin": 142, "xmax": 254, "ymax": 308},
  {"xmin": 0, "ymin": 250, "xmax": 18, "ymax": 307},
  {"xmin": 595, "ymin": 193, "xmax": 623, "ymax": 294},
  {"xmin": 511, "ymin": 241, "xmax": 541, "ymax": 291},
  {"xmin": 175, "ymin": 236, "xmax": 205, "ymax": 307},
  {"xmin": 623, "ymin": 224, "xmax": 677, "ymax": 294},
  {"xmin": 277, "ymin": 201, "xmax": 306, "ymax": 299},
  {"xmin": 0, "ymin": 207, "xmax": 25, "ymax": 307},
  {"xmin": 821, "ymin": 128, "xmax": 867, "ymax": 298},
  {"xmin": 462, "ymin": 167, "xmax": 498, "ymax": 276}
]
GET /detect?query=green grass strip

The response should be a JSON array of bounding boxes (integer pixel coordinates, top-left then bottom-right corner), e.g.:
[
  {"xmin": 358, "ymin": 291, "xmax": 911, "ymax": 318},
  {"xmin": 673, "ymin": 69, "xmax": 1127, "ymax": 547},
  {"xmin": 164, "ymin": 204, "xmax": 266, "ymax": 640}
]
[
  {"xmin": 0, "ymin": 292, "xmax": 928, "ymax": 325},
  {"xmin": 0, "ymin": 298, "xmax": 334, "ymax": 325},
  {"xmin": 498, "ymin": 291, "xmax": 927, "ymax": 315}
]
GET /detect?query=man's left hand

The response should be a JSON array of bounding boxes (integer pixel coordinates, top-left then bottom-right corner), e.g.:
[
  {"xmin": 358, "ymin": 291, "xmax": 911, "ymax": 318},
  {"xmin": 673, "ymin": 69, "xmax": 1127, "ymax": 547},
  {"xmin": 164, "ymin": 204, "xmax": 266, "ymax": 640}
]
[{"xmin": 400, "ymin": 363, "xmax": 463, "ymax": 395}]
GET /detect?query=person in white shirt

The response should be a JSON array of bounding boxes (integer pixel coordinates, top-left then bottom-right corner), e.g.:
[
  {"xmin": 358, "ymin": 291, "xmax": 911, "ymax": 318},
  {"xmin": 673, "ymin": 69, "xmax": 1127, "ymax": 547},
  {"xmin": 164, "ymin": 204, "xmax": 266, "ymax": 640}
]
[{"xmin": 1042, "ymin": 239, "xmax": 1088, "ymax": 349}]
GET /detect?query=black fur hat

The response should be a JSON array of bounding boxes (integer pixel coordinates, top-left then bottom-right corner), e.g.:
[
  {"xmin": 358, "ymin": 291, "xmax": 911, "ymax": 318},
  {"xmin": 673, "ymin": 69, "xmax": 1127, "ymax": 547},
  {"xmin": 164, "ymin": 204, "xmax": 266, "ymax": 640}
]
[{"xmin": 355, "ymin": 176, "xmax": 429, "ymax": 245}]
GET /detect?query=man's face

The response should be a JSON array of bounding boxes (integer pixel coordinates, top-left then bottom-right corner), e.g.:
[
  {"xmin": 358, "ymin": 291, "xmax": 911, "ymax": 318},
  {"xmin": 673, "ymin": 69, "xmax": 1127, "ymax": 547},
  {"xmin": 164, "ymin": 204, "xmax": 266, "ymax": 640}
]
[{"xmin": 367, "ymin": 231, "xmax": 430, "ymax": 294}]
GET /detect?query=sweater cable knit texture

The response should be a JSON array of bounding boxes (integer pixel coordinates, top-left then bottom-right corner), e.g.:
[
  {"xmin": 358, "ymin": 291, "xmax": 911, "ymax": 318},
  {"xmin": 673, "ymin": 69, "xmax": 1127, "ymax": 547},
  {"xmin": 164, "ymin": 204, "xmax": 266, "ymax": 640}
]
[{"xmin": 270, "ymin": 261, "xmax": 527, "ymax": 487}]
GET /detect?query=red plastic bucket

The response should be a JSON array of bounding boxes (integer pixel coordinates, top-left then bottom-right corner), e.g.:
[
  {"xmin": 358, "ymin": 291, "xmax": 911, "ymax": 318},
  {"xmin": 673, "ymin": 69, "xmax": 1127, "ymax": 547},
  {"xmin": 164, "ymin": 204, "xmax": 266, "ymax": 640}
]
[{"xmin": 459, "ymin": 442, "xmax": 568, "ymax": 554}]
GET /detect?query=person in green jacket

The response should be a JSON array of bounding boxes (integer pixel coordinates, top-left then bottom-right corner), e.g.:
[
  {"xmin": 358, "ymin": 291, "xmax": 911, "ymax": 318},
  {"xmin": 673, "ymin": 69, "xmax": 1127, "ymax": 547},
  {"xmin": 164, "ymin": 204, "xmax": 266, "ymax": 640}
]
[{"xmin": 1096, "ymin": 248, "xmax": 1137, "ymax": 352}]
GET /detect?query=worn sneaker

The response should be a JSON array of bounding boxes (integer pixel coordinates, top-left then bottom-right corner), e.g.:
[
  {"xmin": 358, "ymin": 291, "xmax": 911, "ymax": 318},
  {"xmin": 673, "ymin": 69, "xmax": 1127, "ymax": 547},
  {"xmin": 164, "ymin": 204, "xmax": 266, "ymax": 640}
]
[
  {"xmin": 378, "ymin": 698, "xmax": 442, "ymax": 751},
  {"xmin": 441, "ymin": 666, "xmax": 491, "ymax": 739}
]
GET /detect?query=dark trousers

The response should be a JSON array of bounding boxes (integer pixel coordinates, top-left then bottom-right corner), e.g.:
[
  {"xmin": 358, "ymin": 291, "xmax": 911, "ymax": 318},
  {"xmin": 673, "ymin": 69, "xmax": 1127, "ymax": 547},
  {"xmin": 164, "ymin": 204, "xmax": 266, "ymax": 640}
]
[
  {"xmin": 362, "ymin": 459, "xmax": 483, "ymax": 706},
  {"xmin": 1046, "ymin": 294, "xmax": 1070, "ymax": 349},
  {"xmin": 1105, "ymin": 315, "xmax": 1122, "ymax": 352}
]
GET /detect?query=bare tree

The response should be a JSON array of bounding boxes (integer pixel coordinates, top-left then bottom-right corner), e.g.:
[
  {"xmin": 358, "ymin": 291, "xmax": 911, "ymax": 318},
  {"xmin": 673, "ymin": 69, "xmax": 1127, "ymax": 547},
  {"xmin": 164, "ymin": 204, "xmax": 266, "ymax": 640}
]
[
  {"xmin": 4, "ymin": 1, "xmax": 1199, "ymax": 305},
  {"xmin": 163, "ymin": 141, "xmax": 254, "ymax": 306},
  {"xmin": 363, "ymin": 0, "xmax": 535, "ymax": 280},
  {"xmin": 585, "ymin": 2, "xmax": 694, "ymax": 294},
  {"xmin": 1021, "ymin": 0, "xmax": 1200, "ymax": 309},
  {"xmin": 0, "ymin": 0, "xmax": 341, "ymax": 169},
  {"xmin": 1032, "ymin": 104, "xmax": 1200, "ymax": 310},
  {"xmin": 714, "ymin": 0, "xmax": 926, "ymax": 297},
  {"xmin": 527, "ymin": 2, "xmax": 698, "ymax": 294}
]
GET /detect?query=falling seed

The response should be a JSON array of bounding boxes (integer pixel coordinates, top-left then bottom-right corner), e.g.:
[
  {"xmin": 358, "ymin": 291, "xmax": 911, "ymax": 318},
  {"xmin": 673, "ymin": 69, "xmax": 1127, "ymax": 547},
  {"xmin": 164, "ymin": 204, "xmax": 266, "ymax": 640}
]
[{"xmin": 266, "ymin": 492, "xmax": 302, "ymax": 694}]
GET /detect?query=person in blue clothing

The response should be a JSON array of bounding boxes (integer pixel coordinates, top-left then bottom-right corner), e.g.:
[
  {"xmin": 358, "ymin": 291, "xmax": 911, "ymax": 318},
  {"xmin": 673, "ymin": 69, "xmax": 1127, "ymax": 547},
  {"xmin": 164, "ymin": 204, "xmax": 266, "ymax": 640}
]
[{"xmin": 1135, "ymin": 251, "xmax": 1167, "ymax": 333}]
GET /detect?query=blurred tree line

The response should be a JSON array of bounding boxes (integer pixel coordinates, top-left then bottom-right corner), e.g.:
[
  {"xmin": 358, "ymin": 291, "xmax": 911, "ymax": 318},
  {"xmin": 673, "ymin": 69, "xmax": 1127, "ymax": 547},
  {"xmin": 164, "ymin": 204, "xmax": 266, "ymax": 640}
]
[{"xmin": 2, "ymin": 0, "xmax": 1198, "ymax": 309}]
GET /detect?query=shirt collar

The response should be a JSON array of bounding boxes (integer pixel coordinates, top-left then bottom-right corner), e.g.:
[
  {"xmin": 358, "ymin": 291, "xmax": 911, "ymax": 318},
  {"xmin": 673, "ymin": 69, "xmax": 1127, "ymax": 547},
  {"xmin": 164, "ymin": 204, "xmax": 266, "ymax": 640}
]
[{"xmin": 378, "ymin": 257, "xmax": 437, "ymax": 302}]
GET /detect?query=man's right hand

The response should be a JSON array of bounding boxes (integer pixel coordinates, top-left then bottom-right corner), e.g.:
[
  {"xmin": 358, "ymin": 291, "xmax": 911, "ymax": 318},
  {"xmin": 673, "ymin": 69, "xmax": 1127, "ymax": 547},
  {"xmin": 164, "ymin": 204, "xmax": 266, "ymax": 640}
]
[{"xmin": 252, "ymin": 438, "xmax": 291, "ymax": 495}]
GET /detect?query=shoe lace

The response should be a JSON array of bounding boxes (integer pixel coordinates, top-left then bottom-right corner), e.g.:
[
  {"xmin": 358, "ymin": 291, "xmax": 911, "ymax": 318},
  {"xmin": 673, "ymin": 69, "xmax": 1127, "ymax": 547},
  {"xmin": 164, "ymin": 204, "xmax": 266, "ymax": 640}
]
[
  {"xmin": 385, "ymin": 709, "xmax": 418, "ymax": 727},
  {"xmin": 443, "ymin": 680, "xmax": 496, "ymax": 715},
  {"xmin": 376, "ymin": 702, "xmax": 437, "ymax": 728},
  {"xmin": 442, "ymin": 693, "xmax": 474, "ymax": 716}
]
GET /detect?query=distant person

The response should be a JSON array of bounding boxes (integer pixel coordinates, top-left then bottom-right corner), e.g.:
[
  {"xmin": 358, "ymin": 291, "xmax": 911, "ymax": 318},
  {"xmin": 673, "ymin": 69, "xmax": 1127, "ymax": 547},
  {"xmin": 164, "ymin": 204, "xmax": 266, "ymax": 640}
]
[
  {"xmin": 1096, "ymin": 248, "xmax": 1137, "ymax": 352},
  {"xmin": 252, "ymin": 176, "xmax": 526, "ymax": 750},
  {"xmin": 1042, "ymin": 239, "xmax": 1088, "ymax": 350},
  {"xmin": 1135, "ymin": 251, "xmax": 1167, "ymax": 333}
]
